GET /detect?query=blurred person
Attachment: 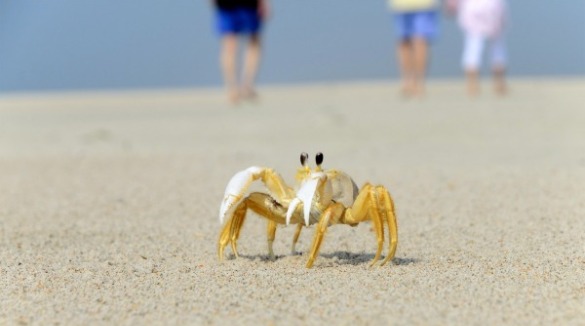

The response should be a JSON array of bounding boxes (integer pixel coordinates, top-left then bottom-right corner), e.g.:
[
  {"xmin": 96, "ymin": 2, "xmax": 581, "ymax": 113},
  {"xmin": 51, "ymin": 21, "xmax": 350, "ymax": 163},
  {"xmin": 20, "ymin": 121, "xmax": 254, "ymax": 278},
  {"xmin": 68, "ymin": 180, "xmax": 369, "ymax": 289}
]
[
  {"xmin": 388, "ymin": 0, "xmax": 440, "ymax": 97},
  {"xmin": 211, "ymin": 0, "xmax": 269, "ymax": 104},
  {"xmin": 446, "ymin": 0, "xmax": 508, "ymax": 96}
]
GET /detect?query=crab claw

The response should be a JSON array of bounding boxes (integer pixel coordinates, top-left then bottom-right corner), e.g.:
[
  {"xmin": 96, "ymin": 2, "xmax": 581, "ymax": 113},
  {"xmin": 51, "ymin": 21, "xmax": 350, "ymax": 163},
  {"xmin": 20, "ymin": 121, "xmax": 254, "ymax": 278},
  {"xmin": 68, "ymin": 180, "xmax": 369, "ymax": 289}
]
[
  {"xmin": 286, "ymin": 198, "xmax": 302, "ymax": 226},
  {"xmin": 286, "ymin": 173, "xmax": 326, "ymax": 226},
  {"xmin": 219, "ymin": 166, "xmax": 264, "ymax": 223}
]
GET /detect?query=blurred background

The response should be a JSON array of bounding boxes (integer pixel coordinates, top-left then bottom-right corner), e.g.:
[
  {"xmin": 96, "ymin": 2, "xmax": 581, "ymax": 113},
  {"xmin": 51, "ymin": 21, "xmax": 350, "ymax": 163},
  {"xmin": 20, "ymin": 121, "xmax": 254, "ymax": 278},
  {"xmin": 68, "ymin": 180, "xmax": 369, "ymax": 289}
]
[{"xmin": 0, "ymin": 0, "xmax": 584, "ymax": 93}]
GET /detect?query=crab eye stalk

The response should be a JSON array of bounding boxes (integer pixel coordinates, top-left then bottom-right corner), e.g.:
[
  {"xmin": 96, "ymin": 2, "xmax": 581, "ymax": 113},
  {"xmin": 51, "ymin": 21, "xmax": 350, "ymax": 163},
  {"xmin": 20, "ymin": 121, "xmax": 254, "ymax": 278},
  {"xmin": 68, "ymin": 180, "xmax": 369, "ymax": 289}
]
[
  {"xmin": 315, "ymin": 152, "xmax": 324, "ymax": 166},
  {"xmin": 300, "ymin": 152, "xmax": 309, "ymax": 166}
]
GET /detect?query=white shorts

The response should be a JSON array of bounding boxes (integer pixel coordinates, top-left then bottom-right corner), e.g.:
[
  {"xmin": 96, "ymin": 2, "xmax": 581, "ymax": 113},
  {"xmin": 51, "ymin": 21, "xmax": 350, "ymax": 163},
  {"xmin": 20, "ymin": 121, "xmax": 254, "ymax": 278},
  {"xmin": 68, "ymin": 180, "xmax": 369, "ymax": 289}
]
[{"xmin": 462, "ymin": 33, "xmax": 507, "ymax": 70}]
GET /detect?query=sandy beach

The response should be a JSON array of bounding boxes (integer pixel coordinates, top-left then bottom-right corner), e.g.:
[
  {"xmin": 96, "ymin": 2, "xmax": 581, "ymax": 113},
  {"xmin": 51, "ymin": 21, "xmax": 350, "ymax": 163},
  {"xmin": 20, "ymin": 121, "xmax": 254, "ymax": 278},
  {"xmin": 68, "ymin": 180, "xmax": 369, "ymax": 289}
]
[{"xmin": 1, "ymin": 79, "xmax": 584, "ymax": 325}]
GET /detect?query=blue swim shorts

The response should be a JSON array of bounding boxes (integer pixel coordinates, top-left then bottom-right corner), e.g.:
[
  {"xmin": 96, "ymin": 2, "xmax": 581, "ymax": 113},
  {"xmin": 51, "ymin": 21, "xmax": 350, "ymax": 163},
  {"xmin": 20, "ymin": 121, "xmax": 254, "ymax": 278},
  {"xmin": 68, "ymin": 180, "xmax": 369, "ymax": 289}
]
[
  {"xmin": 215, "ymin": 7, "xmax": 262, "ymax": 35},
  {"xmin": 393, "ymin": 10, "xmax": 438, "ymax": 41}
]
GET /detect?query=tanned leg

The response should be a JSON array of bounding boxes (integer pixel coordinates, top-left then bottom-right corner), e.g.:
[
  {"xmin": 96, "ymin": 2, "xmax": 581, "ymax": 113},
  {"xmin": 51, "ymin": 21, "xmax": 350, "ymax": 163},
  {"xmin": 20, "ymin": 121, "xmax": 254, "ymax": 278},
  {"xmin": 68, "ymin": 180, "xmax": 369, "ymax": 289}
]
[
  {"xmin": 241, "ymin": 33, "xmax": 262, "ymax": 99},
  {"xmin": 397, "ymin": 39, "xmax": 415, "ymax": 96},
  {"xmin": 220, "ymin": 34, "xmax": 239, "ymax": 104},
  {"xmin": 412, "ymin": 36, "xmax": 429, "ymax": 96},
  {"xmin": 493, "ymin": 65, "xmax": 507, "ymax": 95},
  {"xmin": 466, "ymin": 69, "xmax": 480, "ymax": 97}
]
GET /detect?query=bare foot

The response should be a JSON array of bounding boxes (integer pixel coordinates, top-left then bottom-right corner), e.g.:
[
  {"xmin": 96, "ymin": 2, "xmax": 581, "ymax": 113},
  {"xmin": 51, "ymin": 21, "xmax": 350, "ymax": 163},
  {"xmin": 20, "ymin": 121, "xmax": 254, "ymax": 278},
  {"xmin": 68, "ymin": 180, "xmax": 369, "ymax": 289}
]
[
  {"xmin": 412, "ymin": 82, "xmax": 426, "ymax": 98},
  {"xmin": 466, "ymin": 70, "xmax": 480, "ymax": 97},
  {"xmin": 240, "ymin": 87, "xmax": 259, "ymax": 101},
  {"xmin": 467, "ymin": 82, "xmax": 480, "ymax": 97},
  {"xmin": 227, "ymin": 88, "xmax": 240, "ymax": 105},
  {"xmin": 494, "ymin": 81, "xmax": 508, "ymax": 96},
  {"xmin": 400, "ymin": 80, "xmax": 416, "ymax": 98}
]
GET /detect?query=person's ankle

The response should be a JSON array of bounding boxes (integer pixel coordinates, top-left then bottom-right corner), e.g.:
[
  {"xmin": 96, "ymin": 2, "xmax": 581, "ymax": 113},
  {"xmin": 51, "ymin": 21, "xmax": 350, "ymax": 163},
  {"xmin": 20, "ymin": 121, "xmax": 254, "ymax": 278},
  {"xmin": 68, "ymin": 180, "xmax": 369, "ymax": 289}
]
[
  {"xmin": 227, "ymin": 88, "xmax": 240, "ymax": 104},
  {"xmin": 241, "ymin": 86, "xmax": 258, "ymax": 99}
]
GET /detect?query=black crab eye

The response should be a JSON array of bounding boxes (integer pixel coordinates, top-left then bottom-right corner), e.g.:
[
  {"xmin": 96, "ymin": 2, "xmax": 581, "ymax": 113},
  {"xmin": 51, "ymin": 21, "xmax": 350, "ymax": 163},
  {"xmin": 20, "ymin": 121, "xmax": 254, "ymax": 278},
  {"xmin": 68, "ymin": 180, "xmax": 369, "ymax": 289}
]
[
  {"xmin": 300, "ymin": 152, "xmax": 309, "ymax": 166},
  {"xmin": 315, "ymin": 152, "xmax": 324, "ymax": 165}
]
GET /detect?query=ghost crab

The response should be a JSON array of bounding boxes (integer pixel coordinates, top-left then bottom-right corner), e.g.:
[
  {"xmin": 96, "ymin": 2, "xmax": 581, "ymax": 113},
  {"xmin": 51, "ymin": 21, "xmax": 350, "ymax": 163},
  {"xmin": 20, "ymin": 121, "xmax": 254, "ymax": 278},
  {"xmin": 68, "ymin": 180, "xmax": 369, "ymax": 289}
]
[{"xmin": 218, "ymin": 152, "xmax": 398, "ymax": 268}]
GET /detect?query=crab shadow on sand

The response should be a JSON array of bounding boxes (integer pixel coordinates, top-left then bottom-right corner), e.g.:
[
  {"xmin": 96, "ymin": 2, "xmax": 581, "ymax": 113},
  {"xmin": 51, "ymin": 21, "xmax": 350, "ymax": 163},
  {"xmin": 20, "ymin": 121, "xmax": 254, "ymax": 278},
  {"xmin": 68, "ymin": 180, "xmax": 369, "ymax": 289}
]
[
  {"xmin": 233, "ymin": 252, "xmax": 419, "ymax": 267},
  {"xmin": 320, "ymin": 251, "xmax": 419, "ymax": 266}
]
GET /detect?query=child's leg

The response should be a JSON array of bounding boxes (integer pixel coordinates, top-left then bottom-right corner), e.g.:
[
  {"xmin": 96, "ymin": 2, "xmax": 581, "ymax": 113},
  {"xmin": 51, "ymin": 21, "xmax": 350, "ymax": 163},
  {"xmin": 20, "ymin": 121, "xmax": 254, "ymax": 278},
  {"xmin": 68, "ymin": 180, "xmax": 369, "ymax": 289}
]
[
  {"xmin": 410, "ymin": 10, "xmax": 437, "ymax": 96},
  {"xmin": 462, "ymin": 33, "xmax": 484, "ymax": 96},
  {"xmin": 393, "ymin": 13, "xmax": 417, "ymax": 96},
  {"xmin": 397, "ymin": 39, "xmax": 415, "ymax": 95},
  {"xmin": 220, "ymin": 34, "xmax": 239, "ymax": 103},
  {"xmin": 412, "ymin": 36, "xmax": 429, "ymax": 95},
  {"xmin": 490, "ymin": 35, "xmax": 508, "ymax": 95},
  {"xmin": 492, "ymin": 67, "xmax": 506, "ymax": 95}
]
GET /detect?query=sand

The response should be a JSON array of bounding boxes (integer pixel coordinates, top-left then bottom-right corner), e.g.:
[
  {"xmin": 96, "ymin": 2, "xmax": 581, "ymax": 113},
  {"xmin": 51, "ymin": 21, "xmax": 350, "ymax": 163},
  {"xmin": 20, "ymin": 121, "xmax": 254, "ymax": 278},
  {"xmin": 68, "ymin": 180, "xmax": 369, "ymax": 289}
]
[{"xmin": 1, "ymin": 79, "xmax": 584, "ymax": 325}]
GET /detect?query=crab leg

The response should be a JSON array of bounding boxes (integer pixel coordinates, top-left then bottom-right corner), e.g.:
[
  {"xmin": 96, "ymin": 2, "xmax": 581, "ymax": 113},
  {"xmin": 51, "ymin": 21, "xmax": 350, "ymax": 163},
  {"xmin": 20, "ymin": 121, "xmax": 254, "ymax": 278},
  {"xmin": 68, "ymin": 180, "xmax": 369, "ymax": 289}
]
[
  {"xmin": 245, "ymin": 192, "xmax": 290, "ymax": 259},
  {"xmin": 230, "ymin": 203, "xmax": 249, "ymax": 258},
  {"xmin": 342, "ymin": 183, "xmax": 386, "ymax": 267},
  {"xmin": 218, "ymin": 200, "xmax": 248, "ymax": 260},
  {"xmin": 369, "ymin": 206, "xmax": 385, "ymax": 267},
  {"xmin": 218, "ymin": 192, "xmax": 292, "ymax": 259},
  {"xmin": 291, "ymin": 223, "xmax": 303, "ymax": 254},
  {"xmin": 359, "ymin": 184, "xmax": 384, "ymax": 266},
  {"xmin": 218, "ymin": 217, "xmax": 231, "ymax": 260},
  {"xmin": 267, "ymin": 221, "xmax": 277, "ymax": 260},
  {"xmin": 378, "ymin": 187, "xmax": 398, "ymax": 266},
  {"xmin": 306, "ymin": 203, "xmax": 345, "ymax": 268}
]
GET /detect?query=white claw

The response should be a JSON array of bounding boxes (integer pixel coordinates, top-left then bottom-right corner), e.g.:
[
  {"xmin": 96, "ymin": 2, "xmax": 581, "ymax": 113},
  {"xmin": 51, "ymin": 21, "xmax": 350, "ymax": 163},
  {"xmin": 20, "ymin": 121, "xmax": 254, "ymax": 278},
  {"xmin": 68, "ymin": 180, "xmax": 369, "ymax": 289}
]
[
  {"xmin": 219, "ymin": 166, "xmax": 264, "ymax": 223},
  {"xmin": 288, "ymin": 173, "xmax": 325, "ymax": 226},
  {"xmin": 286, "ymin": 198, "xmax": 302, "ymax": 225},
  {"xmin": 219, "ymin": 195, "xmax": 239, "ymax": 224},
  {"xmin": 299, "ymin": 178, "xmax": 319, "ymax": 226}
]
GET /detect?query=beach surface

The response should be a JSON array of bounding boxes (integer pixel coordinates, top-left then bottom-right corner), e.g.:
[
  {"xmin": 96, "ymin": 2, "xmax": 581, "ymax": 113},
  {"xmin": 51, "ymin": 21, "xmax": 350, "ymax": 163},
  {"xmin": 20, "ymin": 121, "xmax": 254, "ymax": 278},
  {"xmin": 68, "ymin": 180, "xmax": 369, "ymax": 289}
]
[{"xmin": 1, "ymin": 79, "xmax": 584, "ymax": 325}]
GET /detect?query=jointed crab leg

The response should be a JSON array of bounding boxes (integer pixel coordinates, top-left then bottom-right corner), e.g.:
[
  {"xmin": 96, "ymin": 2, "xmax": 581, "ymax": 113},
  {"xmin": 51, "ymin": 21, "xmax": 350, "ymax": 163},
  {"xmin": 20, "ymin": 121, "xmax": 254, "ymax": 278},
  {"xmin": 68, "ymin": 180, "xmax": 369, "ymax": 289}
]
[
  {"xmin": 218, "ymin": 166, "xmax": 299, "ymax": 260},
  {"xmin": 218, "ymin": 192, "xmax": 296, "ymax": 260},
  {"xmin": 291, "ymin": 223, "xmax": 303, "ymax": 254},
  {"xmin": 305, "ymin": 183, "xmax": 397, "ymax": 268},
  {"xmin": 267, "ymin": 221, "xmax": 277, "ymax": 260},
  {"xmin": 378, "ymin": 187, "xmax": 398, "ymax": 266},
  {"xmin": 218, "ymin": 201, "xmax": 248, "ymax": 259},
  {"xmin": 306, "ymin": 203, "xmax": 345, "ymax": 268},
  {"xmin": 346, "ymin": 183, "xmax": 385, "ymax": 267}
]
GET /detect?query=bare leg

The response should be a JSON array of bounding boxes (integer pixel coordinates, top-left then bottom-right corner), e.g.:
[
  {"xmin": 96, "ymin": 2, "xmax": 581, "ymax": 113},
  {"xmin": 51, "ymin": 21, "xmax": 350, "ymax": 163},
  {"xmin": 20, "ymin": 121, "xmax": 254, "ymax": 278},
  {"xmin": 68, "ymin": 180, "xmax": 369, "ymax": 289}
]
[
  {"xmin": 412, "ymin": 36, "xmax": 429, "ymax": 96},
  {"xmin": 220, "ymin": 34, "xmax": 239, "ymax": 104},
  {"xmin": 462, "ymin": 33, "xmax": 484, "ymax": 97},
  {"xmin": 490, "ymin": 34, "xmax": 508, "ymax": 96},
  {"xmin": 493, "ymin": 65, "xmax": 507, "ymax": 95},
  {"xmin": 466, "ymin": 69, "xmax": 480, "ymax": 96},
  {"xmin": 241, "ymin": 33, "xmax": 262, "ymax": 99},
  {"xmin": 397, "ymin": 39, "xmax": 415, "ymax": 96}
]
